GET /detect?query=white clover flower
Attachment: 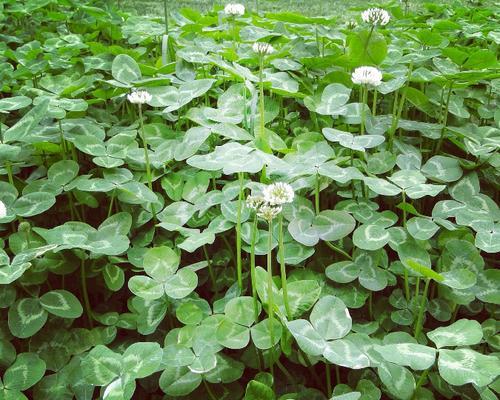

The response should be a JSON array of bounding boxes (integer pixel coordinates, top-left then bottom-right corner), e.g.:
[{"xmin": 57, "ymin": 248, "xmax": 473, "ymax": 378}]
[
  {"xmin": 257, "ymin": 204, "xmax": 282, "ymax": 221},
  {"xmin": 263, "ymin": 182, "xmax": 295, "ymax": 206},
  {"xmin": 127, "ymin": 90, "xmax": 152, "ymax": 105},
  {"xmin": 252, "ymin": 42, "xmax": 275, "ymax": 56},
  {"xmin": 361, "ymin": 8, "xmax": 391, "ymax": 26},
  {"xmin": 246, "ymin": 195, "xmax": 265, "ymax": 211},
  {"xmin": 351, "ymin": 66, "xmax": 383, "ymax": 87},
  {"xmin": 224, "ymin": 3, "xmax": 245, "ymax": 16},
  {"xmin": 0, "ymin": 200, "xmax": 6, "ymax": 219}
]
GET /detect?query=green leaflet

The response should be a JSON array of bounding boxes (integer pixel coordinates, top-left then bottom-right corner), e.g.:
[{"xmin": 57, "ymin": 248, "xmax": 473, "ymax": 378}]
[{"xmin": 3, "ymin": 99, "xmax": 50, "ymax": 143}]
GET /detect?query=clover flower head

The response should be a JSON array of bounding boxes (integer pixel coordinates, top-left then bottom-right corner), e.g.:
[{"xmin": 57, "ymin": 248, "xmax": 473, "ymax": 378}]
[
  {"xmin": 252, "ymin": 42, "xmax": 275, "ymax": 56},
  {"xmin": 347, "ymin": 20, "xmax": 358, "ymax": 29},
  {"xmin": 263, "ymin": 182, "xmax": 295, "ymax": 205},
  {"xmin": 0, "ymin": 200, "xmax": 6, "ymax": 219},
  {"xmin": 224, "ymin": 3, "xmax": 245, "ymax": 16},
  {"xmin": 257, "ymin": 204, "xmax": 282, "ymax": 221},
  {"xmin": 361, "ymin": 8, "xmax": 391, "ymax": 26},
  {"xmin": 127, "ymin": 90, "xmax": 152, "ymax": 105},
  {"xmin": 351, "ymin": 66, "xmax": 383, "ymax": 87},
  {"xmin": 246, "ymin": 195, "xmax": 265, "ymax": 210}
]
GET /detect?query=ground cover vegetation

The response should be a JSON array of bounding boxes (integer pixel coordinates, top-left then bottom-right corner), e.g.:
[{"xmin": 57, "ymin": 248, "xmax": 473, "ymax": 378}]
[
  {"xmin": 121, "ymin": 0, "xmax": 493, "ymax": 17},
  {"xmin": 0, "ymin": 0, "xmax": 499, "ymax": 399}
]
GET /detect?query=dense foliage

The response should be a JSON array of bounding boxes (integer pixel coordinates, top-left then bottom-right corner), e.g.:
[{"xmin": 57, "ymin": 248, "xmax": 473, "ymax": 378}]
[{"xmin": 0, "ymin": 0, "xmax": 499, "ymax": 399}]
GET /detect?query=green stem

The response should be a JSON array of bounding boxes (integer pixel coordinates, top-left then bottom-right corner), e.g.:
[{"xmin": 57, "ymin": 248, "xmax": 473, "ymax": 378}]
[
  {"xmin": 414, "ymin": 278, "xmax": 430, "ymax": 339},
  {"xmin": 363, "ymin": 26, "xmax": 375, "ymax": 55},
  {"xmin": 243, "ymin": 83, "xmax": 249, "ymax": 130},
  {"xmin": 236, "ymin": 172, "xmax": 244, "ymax": 290},
  {"xmin": 368, "ymin": 292, "xmax": 373, "ymax": 320},
  {"xmin": 107, "ymin": 190, "xmax": 115, "ymax": 218},
  {"xmin": 350, "ymin": 150, "xmax": 356, "ymax": 198},
  {"xmin": 335, "ymin": 365, "xmax": 341, "ymax": 385},
  {"xmin": 80, "ymin": 259, "xmax": 93, "ymax": 329},
  {"xmin": 58, "ymin": 120, "xmax": 67, "ymax": 160},
  {"xmin": 315, "ymin": 25, "xmax": 320, "ymax": 55},
  {"xmin": 301, "ymin": 350, "xmax": 323, "ymax": 388},
  {"xmin": 326, "ymin": 364, "xmax": 332, "ymax": 397},
  {"xmin": 5, "ymin": 161, "xmax": 14, "ymax": 187},
  {"xmin": 412, "ymin": 369, "xmax": 429, "ymax": 399},
  {"xmin": 267, "ymin": 218, "xmax": 275, "ymax": 376},
  {"xmin": 451, "ymin": 304, "xmax": 460, "ymax": 323},
  {"xmin": 372, "ymin": 88, "xmax": 378, "ymax": 116},
  {"xmin": 276, "ymin": 358, "xmax": 296, "ymax": 385},
  {"xmin": 402, "ymin": 190, "xmax": 407, "ymax": 227},
  {"xmin": 67, "ymin": 193, "xmax": 75, "ymax": 220},
  {"xmin": 279, "ymin": 214, "xmax": 291, "ymax": 319},
  {"xmin": 258, "ymin": 55, "xmax": 266, "ymax": 149},
  {"xmin": 67, "ymin": 190, "xmax": 82, "ymax": 221},
  {"xmin": 311, "ymin": 110, "xmax": 320, "ymax": 132},
  {"xmin": 255, "ymin": 344, "xmax": 263, "ymax": 372},
  {"xmin": 250, "ymin": 215, "xmax": 259, "ymax": 321},
  {"xmin": 388, "ymin": 63, "xmax": 413, "ymax": 150},
  {"xmin": 70, "ymin": 142, "xmax": 78, "ymax": 163},
  {"xmin": 138, "ymin": 104, "xmax": 157, "ymax": 221},
  {"xmin": 360, "ymin": 85, "xmax": 370, "ymax": 199},
  {"xmin": 203, "ymin": 380, "xmax": 217, "ymax": 400},
  {"xmin": 325, "ymin": 241, "xmax": 352, "ymax": 260},
  {"xmin": 404, "ymin": 269, "xmax": 410, "ymax": 302},
  {"xmin": 203, "ymin": 245, "xmax": 218, "ymax": 298},
  {"xmin": 388, "ymin": 90, "xmax": 399, "ymax": 152},
  {"xmin": 435, "ymin": 81, "xmax": 453, "ymax": 154},
  {"xmin": 360, "ymin": 85, "xmax": 367, "ymax": 135},
  {"xmin": 314, "ymin": 172, "xmax": 320, "ymax": 215},
  {"xmin": 232, "ymin": 18, "xmax": 237, "ymax": 51},
  {"xmin": 438, "ymin": 85, "xmax": 445, "ymax": 123},
  {"xmin": 222, "ymin": 235, "xmax": 237, "ymax": 268}
]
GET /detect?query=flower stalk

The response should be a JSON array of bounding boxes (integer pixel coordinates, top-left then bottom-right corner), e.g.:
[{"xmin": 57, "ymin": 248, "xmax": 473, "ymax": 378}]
[
  {"xmin": 278, "ymin": 214, "xmax": 291, "ymax": 319},
  {"xmin": 325, "ymin": 241, "xmax": 352, "ymax": 260},
  {"xmin": 236, "ymin": 172, "xmax": 244, "ymax": 290},
  {"xmin": 267, "ymin": 217, "xmax": 275, "ymax": 376},
  {"xmin": 80, "ymin": 258, "xmax": 93, "ymax": 329},
  {"xmin": 315, "ymin": 172, "xmax": 320, "ymax": 215},
  {"xmin": 203, "ymin": 244, "xmax": 218, "ymax": 298},
  {"xmin": 247, "ymin": 182, "xmax": 294, "ymax": 375},
  {"xmin": 128, "ymin": 91, "xmax": 156, "ymax": 221},
  {"xmin": 253, "ymin": 42, "xmax": 274, "ymax": 152},
  {"xmin": 138, "ymin": 104, "xmax": 157, "ymax": 220},
  {"xmin": 250, "ymin": 214, "xmax": 259, "ymax": 320},
  {"xmin": 414, "ymin": 278, "xmax": 430, "ymax": 339},
  {"xmin": 258, "ymin": 55, "xmax": 266, "ymax": 148},
  {"xmin": 224, "ymin": 4, "xmax": 244, "ymax": 50},
  {"xmin": 435, "ymin": 80, "xmax": 453, "ymax": 154},
  {"xmin": 388, "ymin": 62, "xmax": 413, "ymax": 151}
]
